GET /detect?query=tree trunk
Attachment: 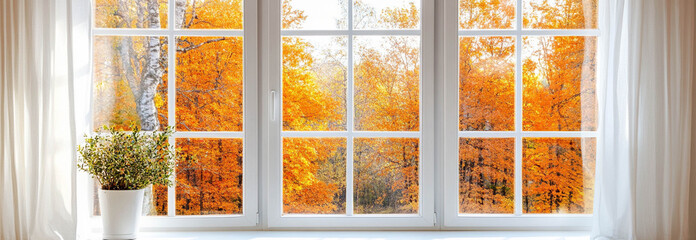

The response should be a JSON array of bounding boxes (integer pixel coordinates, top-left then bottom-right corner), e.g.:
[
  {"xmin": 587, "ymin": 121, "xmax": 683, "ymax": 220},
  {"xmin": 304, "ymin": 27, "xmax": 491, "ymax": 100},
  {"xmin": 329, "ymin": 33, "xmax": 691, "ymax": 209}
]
[
  {"xmin": 175, "ymin": 0, "xmax": 186, "ymax": 29},
  {"xmin": 137, "ymin": 0, "xmax": 163, "ymax": 131}
]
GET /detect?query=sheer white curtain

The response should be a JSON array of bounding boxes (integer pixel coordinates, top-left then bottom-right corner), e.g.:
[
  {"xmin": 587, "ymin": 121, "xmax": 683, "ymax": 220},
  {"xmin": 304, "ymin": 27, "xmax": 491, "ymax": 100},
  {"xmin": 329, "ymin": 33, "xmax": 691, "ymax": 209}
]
[
  {"xmin": 0, "ymin": 0, "xmax": 77, "ymax": 239},
  {"xmin": 593, "ymin": 0, "xmax": 695, "ymax": 239}
]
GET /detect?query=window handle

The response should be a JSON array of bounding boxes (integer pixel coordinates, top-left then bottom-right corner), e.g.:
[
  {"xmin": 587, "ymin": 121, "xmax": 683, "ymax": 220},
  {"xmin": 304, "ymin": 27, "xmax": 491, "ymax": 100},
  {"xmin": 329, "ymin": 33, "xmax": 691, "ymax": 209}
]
[{"xmin": 270, "ymin": 90, "xmax": 277, "ymax": 121}]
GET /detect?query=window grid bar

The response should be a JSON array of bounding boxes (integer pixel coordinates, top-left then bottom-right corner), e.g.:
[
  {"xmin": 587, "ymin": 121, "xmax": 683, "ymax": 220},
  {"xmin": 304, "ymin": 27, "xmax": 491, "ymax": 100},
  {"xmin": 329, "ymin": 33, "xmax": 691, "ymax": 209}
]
[
  {"xmin": 167, "ymin": 0, "xmax": 176, "ymax": 217},
  {"xmin": 174, "ymin": 132, "xmax": 245, "ymax": 138},
  {"xmin": 514, "ymin": 0, "xmax": 524, "ymax": 217},
  {"xmin": 282, "ymin": 131, "xmax": 420, "ymax": 138},
  {"xmin": 458, "ymin": 131, "xmax": 599, "ymax": 138},
  {"xmin": 458, "ymin": 29, "xmax": 599, "ymax": 36},
  {"xmin": 346, "ymin": 0, "xmax": 355, "ymax": 217},
  {"xmin": 93, "ymin": 28, "xmax": 244, "ymax": 37},
  {"xmin": 281, "ymin": 29, "xmax": 421, "ymax": 36},
  {"xmin": 457, "ymin": 213, "xmax": 592, "ymax": 218}
]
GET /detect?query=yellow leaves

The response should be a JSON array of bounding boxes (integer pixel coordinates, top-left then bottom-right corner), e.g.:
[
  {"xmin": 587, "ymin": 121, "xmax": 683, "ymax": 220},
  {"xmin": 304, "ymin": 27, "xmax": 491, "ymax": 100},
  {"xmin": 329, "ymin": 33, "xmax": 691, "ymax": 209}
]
[
  {"xmin": 459, "ymin": 0, "xmax": 515, "ymax": 29},
  {"xmin": 174, "ymin": 138, "xmax": 244, "ymax": 215},
  {"xmin": 521, "ymin": 138, "xmax": 595, "ymax": 214},
  {"xmin": 283, "ymin": 138, "xmax": 346, "ymax": 214},
  {"xmin": 354, "ymin": 36, "xmax": 420, "ymax": 131},
  {"xmin": 459, "ymin": 37, "xmax": 515, "ymax": 131},
  {"xmin": 380, "ymin": 2, "xmax": 420, "ymax": 29},
  {"xmin": 522, "ymin": 36, "xmax": 597, "ymax": 131},
  {"xmin": 459, "ymin": 138, "xmax": 514, "ymax": 214},
  {"xmin": 183, "ymin": 0, "xmax": 243, "ymax": 29},
  {"xmin": 523, "ymin": 0, "xmax": 598, "ymax": 29},
  {"xmin": 176, "ymin": 36, "xmax": 244, "ymax": 131}
]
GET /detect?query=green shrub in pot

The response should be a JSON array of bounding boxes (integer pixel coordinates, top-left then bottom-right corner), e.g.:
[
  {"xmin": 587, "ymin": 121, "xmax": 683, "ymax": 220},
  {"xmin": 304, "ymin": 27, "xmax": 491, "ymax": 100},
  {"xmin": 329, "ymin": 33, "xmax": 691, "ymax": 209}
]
[
  {"xmin": 76, "ymin": 125, "xmax": 177, "ymax": 239},
  {"xmin": 77, "ymin": 125, "xmax": 177, "ymax": 190}
]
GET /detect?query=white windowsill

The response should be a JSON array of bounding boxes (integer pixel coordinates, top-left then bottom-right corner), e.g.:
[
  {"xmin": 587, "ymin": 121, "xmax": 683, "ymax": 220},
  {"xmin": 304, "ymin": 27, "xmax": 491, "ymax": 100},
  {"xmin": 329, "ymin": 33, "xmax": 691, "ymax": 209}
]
[{"xmin": 86, "ymin": 231, "xmax": 590, "ymax": 240}]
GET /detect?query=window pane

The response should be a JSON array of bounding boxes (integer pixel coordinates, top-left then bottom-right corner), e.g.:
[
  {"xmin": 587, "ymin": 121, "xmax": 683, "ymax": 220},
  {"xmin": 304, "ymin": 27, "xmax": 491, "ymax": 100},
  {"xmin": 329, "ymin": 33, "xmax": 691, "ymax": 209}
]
[
  {"xmin": 281, "ymin": 0, "xmax": 347, "ymax": 30},
  {"xmin": 523, "ymin": 0, "xmax": 598, "ymax": 29},
  {"xmin": 354, "ymin": 36, "xmax": 420, "ymax": 131},
  {"xmin": 522, "ymin": 138, "xmax": 595, "ymax": 214},
  {"xmin": 93, "ymin": 36, "xmax": 168, "ymax": 131},
  {"xmin": 94, "ymin": 0, "xmax": 168, "ymax": 28},
  {"xmin": 176, "ymin": 36, "xmax": 243, "ymax": 131},
  {"xmin": 523, "ymin": 36, "xmax": 597, "ymax": 131},
  {"xmin": 94, "ymin": 184, "xmax": 167, "ymax": 216},
  {"xmin": 176, "ymin": 138, "xmax": 243, "ymax": 215},
  {"xmin": 283, "ymin": 138, "xmax": 347, "ymax": 214},
  {"xmin": 459, "ymin": 37, "xmax": 515, "ymax": 131},
  {"xmin": 459, "ymin": 0, "xmax": 515, "ymax": 29},
  {"xmin": 282, "ymin": 36, "xmax": 348, "ymax": 131},
  {"xmin": 353, "ymin": 0, "xmax": 420, "ymax": 30},
  {"xmin": 459, "ymin": 138, "xmax": 514, "ymax": 214},
  {"xmin": 175, "ymin": 0, "xmax": 243, "ymax": 29},
  {"xmin": 354, "ymin": 138, "xmax": 419, "ymax": 214}
]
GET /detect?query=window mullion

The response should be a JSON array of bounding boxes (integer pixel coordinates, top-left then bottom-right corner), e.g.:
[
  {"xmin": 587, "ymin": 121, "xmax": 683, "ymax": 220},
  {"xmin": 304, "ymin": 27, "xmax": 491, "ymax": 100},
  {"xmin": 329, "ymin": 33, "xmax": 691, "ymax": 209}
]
[
  {"xmin": 167, "ymin": 0, "xmax": 176, "ymax": 217},
  {"xmin": 513, "ymin": 0, "xmax": 524, "ymax": 217},
  {"xmin": 346, "ymin": 0, "xmax": 355, "ymax": 217}
]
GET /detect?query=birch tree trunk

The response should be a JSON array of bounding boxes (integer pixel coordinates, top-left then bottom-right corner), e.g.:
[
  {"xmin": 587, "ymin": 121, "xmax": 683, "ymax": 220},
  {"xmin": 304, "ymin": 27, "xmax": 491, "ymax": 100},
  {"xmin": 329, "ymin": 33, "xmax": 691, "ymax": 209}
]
[
  {"xmin": 137, "ymin": 0, "xmax": 164, "ymax": 131},
  {"xmin": 175, "ymin": 0, "xmax": 186, "ymax": 29}
]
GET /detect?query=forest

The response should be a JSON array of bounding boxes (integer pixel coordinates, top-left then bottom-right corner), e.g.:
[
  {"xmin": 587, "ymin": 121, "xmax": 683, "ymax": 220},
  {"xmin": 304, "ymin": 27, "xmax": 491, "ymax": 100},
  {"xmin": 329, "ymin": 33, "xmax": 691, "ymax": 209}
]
[{"xmin": 92, "ymin": 0, "xmax": 596, "ymax": 216}]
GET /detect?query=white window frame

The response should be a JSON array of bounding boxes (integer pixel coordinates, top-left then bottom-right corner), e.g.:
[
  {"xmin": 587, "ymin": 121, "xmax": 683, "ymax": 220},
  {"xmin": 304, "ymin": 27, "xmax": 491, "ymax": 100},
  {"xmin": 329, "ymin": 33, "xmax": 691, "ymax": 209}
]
[
  {"xmin": 82, "ymin": 0, "xmax": 259, "ymax": 230},
  {"xmin": 72, "ymin": 0, "xmax": 606, "ymax": 231},
  {"xmin": 442, "ymin": 0, "xmax": 601, "ymax": 230},
  {"xmin": 266, "ymin": 0, "xmax": 435, "ymax": 229}
]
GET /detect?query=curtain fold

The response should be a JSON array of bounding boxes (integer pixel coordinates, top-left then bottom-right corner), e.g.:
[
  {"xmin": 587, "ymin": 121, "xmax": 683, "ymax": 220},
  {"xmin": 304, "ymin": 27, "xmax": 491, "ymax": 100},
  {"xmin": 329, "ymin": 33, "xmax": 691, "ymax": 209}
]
[
  {"xmin": 0, "ymin": 0, "xmax": 77, "ymax": 239},
  {"xmin": 593, "ymin": 0, "xmax": 695, "ymax": 239}
]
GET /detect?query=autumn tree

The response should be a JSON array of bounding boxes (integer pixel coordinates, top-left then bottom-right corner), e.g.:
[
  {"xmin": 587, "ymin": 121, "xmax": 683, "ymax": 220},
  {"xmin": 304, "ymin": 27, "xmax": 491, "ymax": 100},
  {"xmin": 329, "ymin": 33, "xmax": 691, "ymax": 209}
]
[
  {"xmin": 281, "ymin": 0, "xmax": 348, "ymax": 214},
  {"xmin": 458, "ymin": 0, "xmax": 597, "ymax": 214},
  {"xmin": 281, "ymin": 0, "xmax": 422, "ymax": 214},
  {"xmin": 94, "ymin": 0, "xmax": 245, "ymax": 216}
]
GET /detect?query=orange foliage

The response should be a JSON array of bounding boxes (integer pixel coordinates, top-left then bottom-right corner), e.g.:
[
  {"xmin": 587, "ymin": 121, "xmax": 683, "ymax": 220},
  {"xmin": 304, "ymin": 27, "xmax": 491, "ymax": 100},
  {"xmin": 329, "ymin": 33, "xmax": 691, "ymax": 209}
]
[
  {"xmin": 458, "ymin": 0, "xmax": 597, "ymax": 214},
  {"xmin": 459, "ymin": 138, "xmax": 514, "ymax": 213},
  {"xmin": 283, "ymin": 138, "xmax": 346, "ymax": 214},
  {"xmin": 92, "ymin": 0, "xmax": 598, "ymax": 217},
  {"xmin": 93, "ymin": 0, "xmax": 245, "ymax": 215}
]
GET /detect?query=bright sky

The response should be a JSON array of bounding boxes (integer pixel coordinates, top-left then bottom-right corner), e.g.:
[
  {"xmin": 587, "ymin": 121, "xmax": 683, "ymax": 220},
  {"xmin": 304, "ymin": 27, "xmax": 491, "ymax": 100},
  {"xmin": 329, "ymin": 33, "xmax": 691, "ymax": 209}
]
[{"xmin": 287, "ymin": 0, "xmax": 420, "ymax": 30}]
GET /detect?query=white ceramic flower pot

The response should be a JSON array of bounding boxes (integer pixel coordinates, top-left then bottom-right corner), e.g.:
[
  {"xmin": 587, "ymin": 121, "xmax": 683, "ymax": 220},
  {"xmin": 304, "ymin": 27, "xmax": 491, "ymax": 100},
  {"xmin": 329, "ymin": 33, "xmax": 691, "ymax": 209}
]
[{"xmin": 99, "ymin": 189, "xmax": 145, "ymax": 240}]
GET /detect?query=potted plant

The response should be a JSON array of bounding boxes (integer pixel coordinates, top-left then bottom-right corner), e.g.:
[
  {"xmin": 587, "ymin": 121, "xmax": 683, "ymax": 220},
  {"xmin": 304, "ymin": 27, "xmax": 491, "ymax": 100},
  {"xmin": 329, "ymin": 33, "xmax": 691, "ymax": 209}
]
[{"xmin": 77, "ymin": 125, "xmax": 176, "ymax": 240}]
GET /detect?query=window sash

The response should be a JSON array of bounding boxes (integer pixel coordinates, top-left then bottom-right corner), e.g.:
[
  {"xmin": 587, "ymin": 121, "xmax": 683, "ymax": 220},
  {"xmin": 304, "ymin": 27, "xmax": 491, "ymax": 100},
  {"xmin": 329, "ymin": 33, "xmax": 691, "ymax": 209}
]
[
  {"xmin": 266, "ymin": 0, "xmax": 435, "ymax": 228},
  {"xmin": 442, "ymin": 0, "xmax": 601, "ymax": 229},
  {"xmin": 84, "ymin": 0, "xmax": 259, "ymax": 229}
]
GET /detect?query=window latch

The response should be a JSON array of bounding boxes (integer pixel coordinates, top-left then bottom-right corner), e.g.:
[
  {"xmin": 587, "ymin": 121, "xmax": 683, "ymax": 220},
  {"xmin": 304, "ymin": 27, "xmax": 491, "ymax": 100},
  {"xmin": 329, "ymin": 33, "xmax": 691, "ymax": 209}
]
[{"xmin": 270, "ymin": 90, "xmax": 277, "ymax": 121}]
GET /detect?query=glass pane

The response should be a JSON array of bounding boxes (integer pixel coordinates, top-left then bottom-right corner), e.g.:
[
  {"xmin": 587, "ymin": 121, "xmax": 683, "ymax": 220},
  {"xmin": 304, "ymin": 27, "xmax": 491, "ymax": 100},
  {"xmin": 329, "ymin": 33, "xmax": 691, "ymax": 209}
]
[
  {"xmin": 176, "ymin": 36, "xmax": 244, "ymax": 131},
  {"xmin": 282, "ymin": 36, "xmax": 347, "ymax": 131},
  {"xmin": 281, "ymin": 0, "xmax": 347, "ymax": 30},
  {"xmin": 523, "ymin": 36, "xmax": 597, "ymax": 131},
  {"xmin": 459, "ymin": 138, "xmax": 514, "ymax": 214},
  {"xmin": 522, "ymin": 138, "xmax": 595, "ymax": 214},
  {"xmin": 93, "ymin": 36, "xmax": 168, "ymax": 131},
  {"xmin": 94, "ymin": 0, "xmax": 168, "ymax": 28},
  {"xmin": 176, "ymin": 138, "xmax": 243, "ymax": 215},
  {"xmin": 353, "ymin": 0, "xmax": 420, "ymax": 30},
  {"xmin": 459, "ymin": 37, "xmax": 515, "ymax": 131},
  {"xmin": 283, "ymin": 138, "xmax": 347, "ymax": 214},
  {"xmin": 459, "ymin": 0, "xmax": 515, "ymax": 29},
  {"xmin": 354, "ymin": 36, "xmax": 420, "ymax": 131},
  {"xmin": 354, "ymin": 138, "xmax": 419, "ymax": 214},
  {"xmin": 176, "ymin": 0, "xmax": 243, "ymax": 29},
  {"xmin": 523, "ymin": 0, "xmax": 598, "ymax": 29},
  {"xmin": 93, "ymin": 184, "xmax": 167, "ymax": 216}
]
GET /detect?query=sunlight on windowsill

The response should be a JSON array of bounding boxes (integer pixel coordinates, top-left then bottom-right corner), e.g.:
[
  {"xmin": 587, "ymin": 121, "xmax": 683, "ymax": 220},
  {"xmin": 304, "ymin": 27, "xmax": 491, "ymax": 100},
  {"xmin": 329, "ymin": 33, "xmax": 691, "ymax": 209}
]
[{"xmin": 87, "ymin": 231, "xmax": 590, "ymax": 240}]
